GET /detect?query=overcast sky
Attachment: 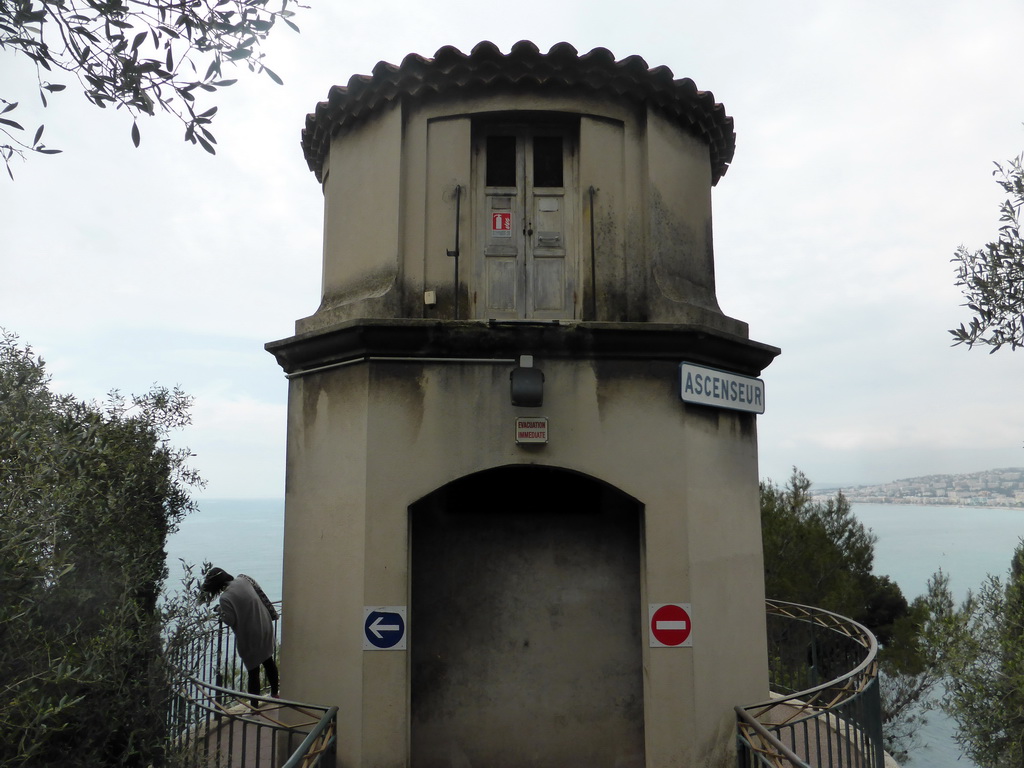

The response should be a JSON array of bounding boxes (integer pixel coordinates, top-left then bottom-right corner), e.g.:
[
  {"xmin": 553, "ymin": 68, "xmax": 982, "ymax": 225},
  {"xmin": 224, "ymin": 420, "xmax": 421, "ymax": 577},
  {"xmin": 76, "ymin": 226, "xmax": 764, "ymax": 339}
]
[{"xmin": 3, "ymin": 1, "xmax": 1023, "ymax": 497}]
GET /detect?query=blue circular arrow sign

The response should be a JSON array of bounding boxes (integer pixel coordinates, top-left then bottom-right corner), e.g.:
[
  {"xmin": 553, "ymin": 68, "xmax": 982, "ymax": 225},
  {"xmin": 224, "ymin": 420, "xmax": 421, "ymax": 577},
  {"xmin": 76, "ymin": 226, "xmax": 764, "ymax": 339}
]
[{"xmin": 363, "ymin": 607, "xmax": 406, "ymax": 650}]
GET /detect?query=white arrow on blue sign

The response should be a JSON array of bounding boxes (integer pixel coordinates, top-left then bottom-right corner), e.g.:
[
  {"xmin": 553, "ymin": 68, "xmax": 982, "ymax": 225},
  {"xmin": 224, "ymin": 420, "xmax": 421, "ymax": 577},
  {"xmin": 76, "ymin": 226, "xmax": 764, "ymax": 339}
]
[{"xmin": 363, "ymin": 606, "xmax": 407, "ymax": 650}]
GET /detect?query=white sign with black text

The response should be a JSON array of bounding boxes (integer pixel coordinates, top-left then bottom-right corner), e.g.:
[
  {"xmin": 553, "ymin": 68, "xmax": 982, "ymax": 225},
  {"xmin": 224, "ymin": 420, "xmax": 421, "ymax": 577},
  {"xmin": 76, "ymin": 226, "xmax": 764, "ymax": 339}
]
[{"xmin": 679, "ymin": 363, "xmax": 765, "ymax": 414}]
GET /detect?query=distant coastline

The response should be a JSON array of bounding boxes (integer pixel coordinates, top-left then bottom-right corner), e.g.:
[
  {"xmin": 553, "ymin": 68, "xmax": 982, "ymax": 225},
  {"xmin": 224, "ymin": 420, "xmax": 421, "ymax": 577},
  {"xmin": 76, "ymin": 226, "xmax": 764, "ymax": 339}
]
[{"xmin": 813, "ymin": 467, "xmax": 1024, "ymax": 508}]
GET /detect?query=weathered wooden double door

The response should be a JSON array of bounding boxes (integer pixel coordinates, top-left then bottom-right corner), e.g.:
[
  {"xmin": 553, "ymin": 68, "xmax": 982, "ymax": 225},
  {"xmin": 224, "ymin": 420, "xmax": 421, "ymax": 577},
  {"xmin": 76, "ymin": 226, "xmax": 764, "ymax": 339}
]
[{"xmin": 474, "ymin": 125, "xmax": 577, "ymax": 320}]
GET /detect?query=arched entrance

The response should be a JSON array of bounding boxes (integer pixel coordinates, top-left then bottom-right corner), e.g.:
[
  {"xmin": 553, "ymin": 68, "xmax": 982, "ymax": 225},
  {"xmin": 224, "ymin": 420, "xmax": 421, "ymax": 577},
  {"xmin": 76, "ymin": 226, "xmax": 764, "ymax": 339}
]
[{"xmin": 410, "ymin": 466, "xmax": 645, "ymax": 768}]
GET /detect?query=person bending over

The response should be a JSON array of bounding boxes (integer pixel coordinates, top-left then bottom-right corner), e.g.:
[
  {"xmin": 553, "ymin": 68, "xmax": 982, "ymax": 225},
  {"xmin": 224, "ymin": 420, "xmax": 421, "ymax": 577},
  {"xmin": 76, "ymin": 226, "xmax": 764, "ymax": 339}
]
[{"xmin": 201, "ymin": 567, "xmax": 280, "ymax": 702}]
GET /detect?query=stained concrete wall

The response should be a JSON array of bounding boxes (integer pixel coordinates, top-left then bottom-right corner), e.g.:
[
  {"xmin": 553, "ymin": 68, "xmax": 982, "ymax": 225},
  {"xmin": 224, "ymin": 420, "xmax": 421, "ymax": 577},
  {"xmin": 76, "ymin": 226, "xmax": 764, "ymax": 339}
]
[
  {"xmin": 319, "ymin": 105, "xmax": 404, "ymax": 318},
  {"xmin": 299, "ymin": 91, "xmax": 742, "ymax": 334},
  {"xmin": 277, "ymin": 353, "xmax": 770, "ymax": 768}
]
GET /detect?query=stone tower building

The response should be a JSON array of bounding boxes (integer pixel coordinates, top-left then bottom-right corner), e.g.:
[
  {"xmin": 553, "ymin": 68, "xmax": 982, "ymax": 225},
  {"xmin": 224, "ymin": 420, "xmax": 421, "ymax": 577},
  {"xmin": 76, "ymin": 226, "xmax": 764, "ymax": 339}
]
[{"xmin": 267, "ymin": 40, "xmax": 780, "ymax": 768}]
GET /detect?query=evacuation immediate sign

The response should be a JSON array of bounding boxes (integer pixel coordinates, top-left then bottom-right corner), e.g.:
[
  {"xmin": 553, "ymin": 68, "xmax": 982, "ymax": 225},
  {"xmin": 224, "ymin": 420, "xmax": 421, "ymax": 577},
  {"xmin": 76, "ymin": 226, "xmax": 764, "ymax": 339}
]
[
  {"xmin": 515, "ymin": 416, "xmax": 548, "ymax": 444},
  {"xmin": 649, "ymin": 603, "xmax": 693, "ymax": 647}
]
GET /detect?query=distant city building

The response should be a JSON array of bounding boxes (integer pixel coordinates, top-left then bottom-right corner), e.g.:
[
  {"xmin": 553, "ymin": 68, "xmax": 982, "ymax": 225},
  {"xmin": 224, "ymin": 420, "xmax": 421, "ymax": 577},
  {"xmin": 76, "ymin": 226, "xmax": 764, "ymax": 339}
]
[{"xmin": 817, "ymin": 468, "xmax": 1024, "ymax": 507}]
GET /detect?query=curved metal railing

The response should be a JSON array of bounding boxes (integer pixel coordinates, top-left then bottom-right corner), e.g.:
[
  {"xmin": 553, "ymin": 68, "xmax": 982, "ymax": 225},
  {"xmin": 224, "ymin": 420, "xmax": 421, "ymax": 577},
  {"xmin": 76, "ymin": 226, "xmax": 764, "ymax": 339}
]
[
  {"xmin": 165, "ymin": 604, "xmax": 337, "ymax": 768},
  {"xmin": 166, "ymin": 598, "xmax": 879, "ymax": 768},
  {"xmin": 736, "ymin": 600, "xmax": 884, "ymax": 768}
]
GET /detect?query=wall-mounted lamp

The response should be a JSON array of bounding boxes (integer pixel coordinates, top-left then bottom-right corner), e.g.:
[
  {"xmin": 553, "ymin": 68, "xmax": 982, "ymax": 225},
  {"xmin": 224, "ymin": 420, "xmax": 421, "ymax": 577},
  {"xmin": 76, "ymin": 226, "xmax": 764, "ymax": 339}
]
[{"xmin": 510, "ymin": 355, "xmax": 544, "ymax": 407}]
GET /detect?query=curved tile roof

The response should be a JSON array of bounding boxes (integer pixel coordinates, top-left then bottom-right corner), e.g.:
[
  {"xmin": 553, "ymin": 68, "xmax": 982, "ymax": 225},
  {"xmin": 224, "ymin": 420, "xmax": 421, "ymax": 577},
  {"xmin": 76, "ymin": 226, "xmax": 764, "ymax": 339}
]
[{"xmin": 301, "ymin": 41, "xmax": 736, "ymax": 185}]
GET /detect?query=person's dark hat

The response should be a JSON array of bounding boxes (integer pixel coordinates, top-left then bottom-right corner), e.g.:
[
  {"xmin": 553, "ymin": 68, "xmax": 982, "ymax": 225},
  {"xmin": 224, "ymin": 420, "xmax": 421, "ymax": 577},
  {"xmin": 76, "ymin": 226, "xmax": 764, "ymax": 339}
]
[{"xmin": 201, "ymin": 566, "xmax": 234, "ymax": 594}]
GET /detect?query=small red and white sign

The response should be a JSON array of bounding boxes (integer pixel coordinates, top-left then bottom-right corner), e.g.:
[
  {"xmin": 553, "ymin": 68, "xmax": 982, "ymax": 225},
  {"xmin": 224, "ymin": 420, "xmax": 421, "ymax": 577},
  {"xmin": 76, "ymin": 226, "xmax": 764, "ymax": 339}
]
[
  {"xmin": 492, "ymin": 212, "xmax": 513, "ymax": 238},
  {"xmin": 649, "ymin": 603, "xmax": 692, "ymax": 647},
  {"xmin": 515, "ymin": 416, "xmax": 548, "ymax": 444}
]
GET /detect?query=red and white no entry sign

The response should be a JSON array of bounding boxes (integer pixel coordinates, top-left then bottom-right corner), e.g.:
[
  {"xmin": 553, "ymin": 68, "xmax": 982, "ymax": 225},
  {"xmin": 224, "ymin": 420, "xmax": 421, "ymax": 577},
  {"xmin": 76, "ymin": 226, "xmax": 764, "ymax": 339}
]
[{"xmin": 649, "ymin": 603, "xmax": 692, "ymax": 647}]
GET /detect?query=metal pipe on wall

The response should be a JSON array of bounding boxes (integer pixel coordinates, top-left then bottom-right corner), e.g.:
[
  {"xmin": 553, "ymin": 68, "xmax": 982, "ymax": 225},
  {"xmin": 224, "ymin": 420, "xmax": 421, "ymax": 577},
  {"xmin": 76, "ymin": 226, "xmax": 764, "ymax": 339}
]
[
  {"xmin": 589, "ymin": 185, "xmax": 597, "ymax": 320},
  {"xmin": 446, "ymin": 184, "xmax": 462, "ymax": 320}
]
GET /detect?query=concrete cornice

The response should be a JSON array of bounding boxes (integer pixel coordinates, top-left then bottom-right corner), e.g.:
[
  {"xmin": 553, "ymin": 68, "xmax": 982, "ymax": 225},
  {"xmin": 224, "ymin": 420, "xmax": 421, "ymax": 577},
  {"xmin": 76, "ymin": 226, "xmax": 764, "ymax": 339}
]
[{"xmin": 265, "ymin": 319, "xmax": 780, "ymax": 378}]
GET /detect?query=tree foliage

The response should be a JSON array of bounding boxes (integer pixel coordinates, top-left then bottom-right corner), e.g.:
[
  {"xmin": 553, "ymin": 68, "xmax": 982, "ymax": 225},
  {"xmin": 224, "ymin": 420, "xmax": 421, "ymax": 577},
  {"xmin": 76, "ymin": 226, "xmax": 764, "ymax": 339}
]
[
  {"xmin": 951, "ymin": 153, "xmax": 1024, "ymax": 352},
  {"xmin": 941, "ymin": 540, "xmax": 1024, "ymax": 768},
  {"xmin": 875, "ymin": 571, "xmax": 956, "ymax": 763},
  {"xmin": 761, "ymin": 469, "xmax": 878, "ymax": 620},
  {"xmin": 760, "ymin": 469, "xmax": 952, "ymax": 761},
  {"xmin": 0, "ymin": 0, "xmax": 301, "ymax": 176},
  {"xmin": 0, "ymin": 331, "xmax": 202, "ymax": 767}
]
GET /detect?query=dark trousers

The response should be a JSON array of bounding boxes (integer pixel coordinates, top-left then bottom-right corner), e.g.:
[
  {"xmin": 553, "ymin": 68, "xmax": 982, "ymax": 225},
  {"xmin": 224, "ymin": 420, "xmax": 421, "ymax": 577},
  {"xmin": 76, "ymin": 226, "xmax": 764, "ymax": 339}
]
[{"xmin": 247, "ymin": 657, "xmax": 280, "ymax": 697}]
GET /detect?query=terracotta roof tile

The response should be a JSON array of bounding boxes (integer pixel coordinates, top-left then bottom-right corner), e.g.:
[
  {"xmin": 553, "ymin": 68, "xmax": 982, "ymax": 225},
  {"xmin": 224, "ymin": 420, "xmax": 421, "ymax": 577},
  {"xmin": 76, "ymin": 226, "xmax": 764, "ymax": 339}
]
[{"xmin": 301, "ymin": 41, "xmax": 736, "ymax": 185}]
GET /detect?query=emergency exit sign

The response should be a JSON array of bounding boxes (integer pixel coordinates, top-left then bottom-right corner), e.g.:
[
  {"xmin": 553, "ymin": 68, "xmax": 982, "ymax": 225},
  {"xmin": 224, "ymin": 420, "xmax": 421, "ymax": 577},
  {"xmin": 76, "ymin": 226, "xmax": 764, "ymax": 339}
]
[{"xmin": 515, "ymin": 417, "xmax": 548, "ymax": 444}]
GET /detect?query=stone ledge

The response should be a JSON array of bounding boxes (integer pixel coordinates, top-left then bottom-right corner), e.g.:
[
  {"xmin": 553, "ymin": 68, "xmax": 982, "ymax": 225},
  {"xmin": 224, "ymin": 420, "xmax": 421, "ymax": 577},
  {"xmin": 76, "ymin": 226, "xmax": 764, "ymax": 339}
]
[{"xmin": 265, "ymin": 318, "xmax": 780, "ymax": 377}]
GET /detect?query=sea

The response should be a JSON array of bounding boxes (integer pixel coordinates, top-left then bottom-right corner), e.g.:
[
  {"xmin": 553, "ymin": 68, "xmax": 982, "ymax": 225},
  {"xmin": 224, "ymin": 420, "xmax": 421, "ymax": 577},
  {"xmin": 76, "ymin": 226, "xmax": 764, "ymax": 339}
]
[
  {"xmin": 164, "ymin": 498, "xmax": 285, "ymax": 602},
  {"xmin": 165, "ymin": 498, "xmax": 1024, "ymax": 768},
  {"xmin": 853, "ymin": 502, "xmax": 1024, "ymax": 768}
]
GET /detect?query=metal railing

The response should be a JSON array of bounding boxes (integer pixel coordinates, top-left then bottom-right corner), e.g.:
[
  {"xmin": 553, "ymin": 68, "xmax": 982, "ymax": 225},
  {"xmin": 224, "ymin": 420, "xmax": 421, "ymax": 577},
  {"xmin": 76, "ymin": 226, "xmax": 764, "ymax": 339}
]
[
  {"xmin": 166, "ymin": 605, "xmax": 337, "ymax": 768},
  {"xmin": 166, "ymin": 598, "xmax": 879, "ymax": 768},
  {"xmin": 737, "ymin": 600, "xmax": 884, "ymax": 768}
]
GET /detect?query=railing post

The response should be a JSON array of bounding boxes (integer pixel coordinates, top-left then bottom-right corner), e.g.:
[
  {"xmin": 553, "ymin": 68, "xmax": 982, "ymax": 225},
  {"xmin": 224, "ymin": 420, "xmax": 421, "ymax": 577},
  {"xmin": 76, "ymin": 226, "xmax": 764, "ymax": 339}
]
[{"xmin": 864, "ymin": 674, "xmax": 885, "ymax": 768}]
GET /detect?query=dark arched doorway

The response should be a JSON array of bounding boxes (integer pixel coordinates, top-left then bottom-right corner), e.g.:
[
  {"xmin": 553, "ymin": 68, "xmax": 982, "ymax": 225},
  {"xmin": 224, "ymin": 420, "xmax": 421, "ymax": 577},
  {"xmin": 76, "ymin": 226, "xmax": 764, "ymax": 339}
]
[{"xmin": 410, "ymin": 465, "xmax": 645, "ymax": 768}]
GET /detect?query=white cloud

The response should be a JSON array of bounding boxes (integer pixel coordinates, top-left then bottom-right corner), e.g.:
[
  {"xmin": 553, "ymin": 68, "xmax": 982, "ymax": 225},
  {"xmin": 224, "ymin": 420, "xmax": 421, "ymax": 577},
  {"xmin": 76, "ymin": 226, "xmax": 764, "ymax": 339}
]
[
  {"xmin": 5, "ymin": 0, "xmax": 1024, "ymax": 496},
  {"xmin": 185, "ymin": 391, "xmax": 288, "ymax": 499}
]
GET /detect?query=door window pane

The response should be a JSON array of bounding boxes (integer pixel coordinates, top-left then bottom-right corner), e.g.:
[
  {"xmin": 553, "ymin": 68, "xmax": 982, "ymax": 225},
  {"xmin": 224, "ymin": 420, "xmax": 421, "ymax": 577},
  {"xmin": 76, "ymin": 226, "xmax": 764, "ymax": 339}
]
[
  {"xmin": 533, "ymin": 136, "xmax": 563, "ymax": 187},
  {"xmin": 486, "ymin": 135, "xmax": 517, "ymax": 187}
]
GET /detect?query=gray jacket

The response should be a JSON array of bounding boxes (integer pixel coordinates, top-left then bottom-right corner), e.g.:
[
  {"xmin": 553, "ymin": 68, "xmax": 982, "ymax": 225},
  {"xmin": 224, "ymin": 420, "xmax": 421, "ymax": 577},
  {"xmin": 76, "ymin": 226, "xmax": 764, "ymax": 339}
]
[{"xmin": 219, "ymin": 575, "xmax": 276, "ymax": 669}]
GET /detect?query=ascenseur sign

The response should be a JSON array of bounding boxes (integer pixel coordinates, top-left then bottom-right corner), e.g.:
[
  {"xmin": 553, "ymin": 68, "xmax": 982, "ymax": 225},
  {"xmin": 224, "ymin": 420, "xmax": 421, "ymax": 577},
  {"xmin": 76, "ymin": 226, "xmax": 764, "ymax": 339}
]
[{"xmin": 679, "ymin": 362, "xmax": 765, "ymax": 414}]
